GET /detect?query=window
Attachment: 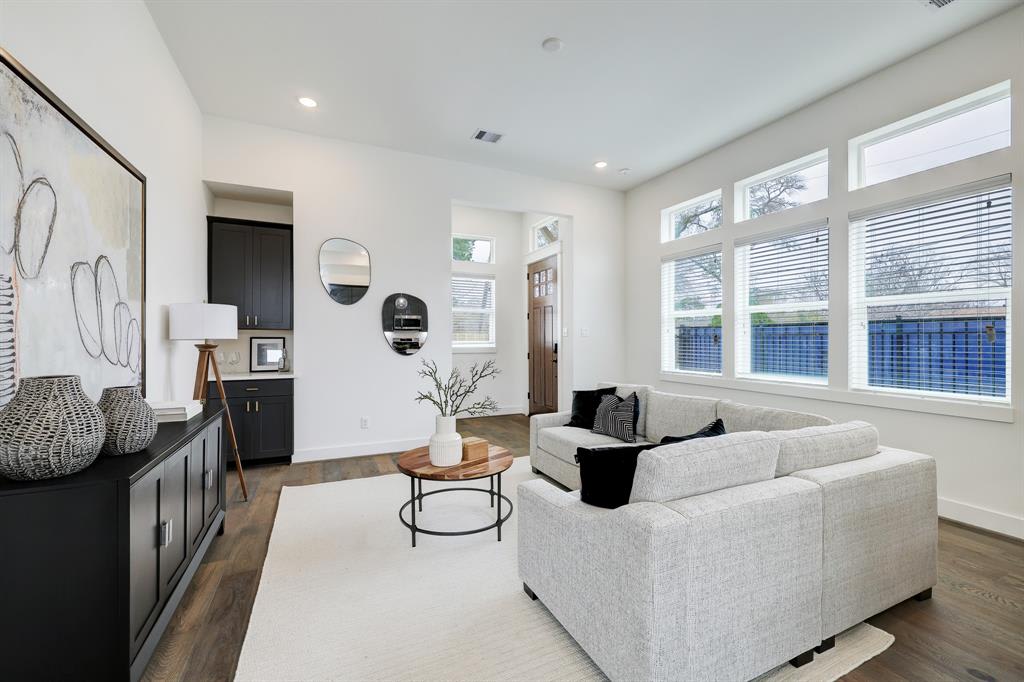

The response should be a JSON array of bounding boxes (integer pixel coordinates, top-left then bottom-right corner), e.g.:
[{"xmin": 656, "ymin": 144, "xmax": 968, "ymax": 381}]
[
  {"xmin": 452, "ymin": 235, "xmax": 493, "ymax": 263},
  {"xmin": 849, "ymin": 180, "xmax": 1011, "ymax": 400},
  {"xmin": 451, "ymin": 275, "xmax": 496, "ymax": 347},
  {"xmin": 735, "ymin": 224, "xmax": 829, "ymax": 383},
  {"xmin": 661, "ymin": 190, "xmax": 722, "ymax": 242},
  {"xmin": 850, "ymin": 81, "xmax": 1011, "ymax": 190},
  {"xmin": 533, "ymin": 218, "xmax": 559, "ymax": 250},
  {"xmin": 661, "ymin": 250, "xmax": 722, "ymax": 374},
  {"xmin": 736, "ymin": 150, "xmax": 828, "ymax": 221}
]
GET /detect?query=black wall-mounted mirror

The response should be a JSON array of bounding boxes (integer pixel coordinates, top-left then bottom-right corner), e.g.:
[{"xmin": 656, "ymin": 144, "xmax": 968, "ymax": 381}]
[
  {"xmin": 319, "ymin": 238, "xmax": 370, "ymax": 305},
  {"xmin": 382, "ymin": 293, "xmax": 428, "ymax": 355}
]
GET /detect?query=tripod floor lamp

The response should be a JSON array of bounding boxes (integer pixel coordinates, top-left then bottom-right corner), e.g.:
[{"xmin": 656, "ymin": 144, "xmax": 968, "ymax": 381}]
[{"xmin": 169, "ymin": 303, "xmax": 249, "ymax": 501}]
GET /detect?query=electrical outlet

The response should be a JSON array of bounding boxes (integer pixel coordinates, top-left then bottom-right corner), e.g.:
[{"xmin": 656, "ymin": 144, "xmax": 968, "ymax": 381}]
[{"xmin": 360, "ymin": 417, "xmax": 370, "ymax": 429}]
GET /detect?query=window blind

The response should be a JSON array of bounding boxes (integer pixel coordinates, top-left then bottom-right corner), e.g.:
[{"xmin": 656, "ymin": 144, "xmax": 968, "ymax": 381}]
[
  {"xmin": 736, "ymin": 225, "xmax": 829, "ymax": 382},
  {"xmin": 452, "ymin": 276, "xmax": 495, "ymax": 346},
  {"xmin": 661, "ymin": 250, "xmax": 722, "ymax": 374},
  {"xmin": 849, "ymin": 184, "xmax": 1011, "ymax": 400}
]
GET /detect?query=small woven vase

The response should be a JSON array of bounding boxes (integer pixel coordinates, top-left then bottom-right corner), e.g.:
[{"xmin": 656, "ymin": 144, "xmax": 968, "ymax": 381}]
[
  {"xmin": 98, "ymin": 385, "xmax": 157, "ymax": 456},
  {"xmin": 0, "ymin": 375, "xmax": 105, "ymax": 481}
]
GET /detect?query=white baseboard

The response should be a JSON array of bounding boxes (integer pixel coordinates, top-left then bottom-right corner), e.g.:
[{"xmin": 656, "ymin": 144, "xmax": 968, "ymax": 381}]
[
  {"xmin": 938, "ymin": 496, "xmax": 1024, "ymax": 539},
  {"xmin": 478, "ymin": 405, "xmax": 526, "ymax": 417},
  {"xmin": 292, "ymin": 437, "xmax": 427, "ymax": 462}
]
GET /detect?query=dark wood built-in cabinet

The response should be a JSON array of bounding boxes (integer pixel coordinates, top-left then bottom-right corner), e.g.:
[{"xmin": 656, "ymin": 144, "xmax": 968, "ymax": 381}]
[
  {"xmin": 209, "ymin": 378, "xmax": 293, "ymax": 463},
  {"xmin": 0, "ymin": 408, "xmax": 226, "ymax": 681},
  {"xmin": 208, "ymin": 217, "xmax": 293, "ymax": 330}
]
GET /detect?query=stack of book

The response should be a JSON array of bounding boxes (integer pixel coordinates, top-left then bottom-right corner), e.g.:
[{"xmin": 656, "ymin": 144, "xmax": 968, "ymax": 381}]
[{"xmin": 148, "ymin": 400, "xmax": 204, "ymax": 423}]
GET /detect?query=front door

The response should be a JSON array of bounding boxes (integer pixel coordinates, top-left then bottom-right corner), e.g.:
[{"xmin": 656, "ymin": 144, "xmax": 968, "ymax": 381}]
[{"xmin": 528, "ymin": 256, "xmax": 558, "ymax": 415}]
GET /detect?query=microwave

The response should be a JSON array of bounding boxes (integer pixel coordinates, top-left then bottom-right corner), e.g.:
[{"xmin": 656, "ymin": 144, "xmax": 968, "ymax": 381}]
[{"xmin": 394, "ymin": 314, "xmax": 422, "ymax": 331}]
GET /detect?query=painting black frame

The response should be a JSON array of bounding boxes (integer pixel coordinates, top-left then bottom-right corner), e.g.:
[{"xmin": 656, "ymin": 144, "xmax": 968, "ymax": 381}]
[
  {"xmin": 0, "ymin": 47, "xmax": 147, "ymax": 394},
  {"xmin": 250, "ymin": 336, "xmax": 286, "ymax": 372}
]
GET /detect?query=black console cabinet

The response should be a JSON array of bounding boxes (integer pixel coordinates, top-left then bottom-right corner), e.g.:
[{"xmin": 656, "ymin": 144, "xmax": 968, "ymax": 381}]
[
  {"xmin": 208, "ymin": 216, "xmax": 293, "ymax": 330},
  {"xmin": 209, "ymin": 378, "xmax": 293, "ymax": 463},
  {"xmin": 0, "ymin": 407, "xmax": 226, "ymax": 681}
]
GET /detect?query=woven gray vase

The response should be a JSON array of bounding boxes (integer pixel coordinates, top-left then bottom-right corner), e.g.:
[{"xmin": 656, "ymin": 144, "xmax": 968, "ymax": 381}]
[
  {"xmin": 98, "ymin": 385, "xmax": 157, "ymax": 456},
  {"xmin": 0, "ymin": 375, "xmax": 105, "ymax": 481}
]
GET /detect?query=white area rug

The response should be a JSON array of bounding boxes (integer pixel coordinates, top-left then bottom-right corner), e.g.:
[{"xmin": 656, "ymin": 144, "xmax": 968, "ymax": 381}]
[{"xmin": 236, "ymin": 458, "xmax": 894, "ymax": 681}]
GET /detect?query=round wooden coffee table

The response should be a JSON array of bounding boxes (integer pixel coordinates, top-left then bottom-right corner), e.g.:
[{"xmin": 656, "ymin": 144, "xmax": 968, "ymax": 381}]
[{"xmin": 396, "ymin": 444, "xmax": 513, "ymax": 547}]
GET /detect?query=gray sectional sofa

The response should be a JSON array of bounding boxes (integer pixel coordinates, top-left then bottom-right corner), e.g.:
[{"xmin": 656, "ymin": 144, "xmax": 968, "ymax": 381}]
[{"xmin": 519, "ymin": 382, "xmax": 937, "ymax": 681}]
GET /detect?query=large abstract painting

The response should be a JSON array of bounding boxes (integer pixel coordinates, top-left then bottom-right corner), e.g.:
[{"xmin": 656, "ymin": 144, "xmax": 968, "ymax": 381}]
[{"xmin": 0, "ymin": 49, "xmax": 145, "ymax": 405}]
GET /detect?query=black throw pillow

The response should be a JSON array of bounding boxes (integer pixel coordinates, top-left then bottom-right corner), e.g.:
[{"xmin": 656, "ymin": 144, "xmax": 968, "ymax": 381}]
[
  {"xmin": 660, "ymin": 418, "xmax": 726, "ymax": 444},
  {"xmin": 575, "ymin": 443, "xmax": 661, "ymax": 509},
  {"xmin": 565, "ymin": 386, "xmax": 617, "ymax": 429}
]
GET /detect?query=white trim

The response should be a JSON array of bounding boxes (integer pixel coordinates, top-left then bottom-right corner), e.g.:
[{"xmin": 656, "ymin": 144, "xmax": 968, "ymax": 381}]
[
  {"xmin": 659, "ymin": 370, "xmax": 1015, "ymax": 423},
  {"xmin": 735, "ymin": 148, "xmax": 829, "ymax": 222},
  {"xmin": 939, "ymin": 497, "xmax": 1024, "ymax": 540},
  {"xmin": 524, "ymin": 240, "xmax": 561, "ymax": 264},
  {"xmin": 849, "ymin": 80, "xmax": 1012, "ymax": 190},
  {"xmin": 848, "ymin": 173, "xmax": 1012, "ymax": 222},
  {"xmin": 293, "ymin": 437, "xmax": 428, "ymax": 461},
  {"xmin": 452, "ymin": 345, "xmax": 496, "ymax": 354},
  {"xmin": 660, "ymin": 188, "xmax": 723, "ymax": 243}
]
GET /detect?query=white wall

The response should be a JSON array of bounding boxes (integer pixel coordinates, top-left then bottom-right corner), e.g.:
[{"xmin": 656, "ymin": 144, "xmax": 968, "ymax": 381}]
[
  {"xmin": 0, "ymin": 0, "xmax": 207, "ymax": 401},
  {"xmin": 451, "ymin": 205, "xmax": 527, "ymax": 415},
  {"xmin": 625, "ymin": 7, "xmax": 1024, "ymax": 538},
  {"xmin": 203, "ymin": 115, "xmax": 625, "ymax": 460},
  {"xmin": 211, "ymin": 197, "xmax": 293, "ymax": 225}
]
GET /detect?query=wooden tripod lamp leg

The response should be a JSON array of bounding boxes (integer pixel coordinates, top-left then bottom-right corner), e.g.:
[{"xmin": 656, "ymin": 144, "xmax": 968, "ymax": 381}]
[{"xmin": 203, "ymin": 348, "xmax": 249, "ymax": 502}]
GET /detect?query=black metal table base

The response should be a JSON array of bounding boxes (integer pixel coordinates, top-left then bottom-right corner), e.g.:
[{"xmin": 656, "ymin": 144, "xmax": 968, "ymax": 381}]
[{"xmin": 399, "ymin": 473, "xmax": 512, "ymax": 547}]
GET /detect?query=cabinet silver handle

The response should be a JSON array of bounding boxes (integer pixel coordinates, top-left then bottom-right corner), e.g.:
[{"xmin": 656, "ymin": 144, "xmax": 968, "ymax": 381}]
[
  {"xmin": 254, "ymin": 315, "xmax": 258, "ymax": 327},
  {"xmin": 246, "ymin": 314, "xmax": 250, "ymax": 326},
  {"xmin": 159, "ymin": 519, "xmax": 173, "ymax": 547},
  {"xmin": 245, "ymin": 387, "xmax": 259, "ymax": 392},
  {"xmin": 255, "ymin": 400, "xmax": 260, "ymax": 413},
  {"xmin": 246, "ymin": 400, "xmax": 251, "ymax": 413},
  {"xmin": 203, "ymin": 470, "xmax": 213, "ymax": 490}
]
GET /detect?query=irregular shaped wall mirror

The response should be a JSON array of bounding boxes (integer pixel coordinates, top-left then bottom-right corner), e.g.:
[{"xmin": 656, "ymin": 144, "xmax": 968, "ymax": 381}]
[
  {"xmin": 382, "ymin": 293, "xmax": 428, "ymax": 355},
  {"xmin": 319, "ymin": 238, "xmax": 370, "ymax": 305}
]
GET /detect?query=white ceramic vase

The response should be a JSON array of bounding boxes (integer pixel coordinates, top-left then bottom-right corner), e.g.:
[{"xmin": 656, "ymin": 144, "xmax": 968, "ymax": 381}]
[{"xmin": 428, "ymin": 415, "xmax": 462, "ymax": 467}]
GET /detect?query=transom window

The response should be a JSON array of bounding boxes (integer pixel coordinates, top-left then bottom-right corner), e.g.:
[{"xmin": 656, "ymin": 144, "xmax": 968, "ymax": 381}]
[
  {"xmin": 451, "ymin": 275, "xmax": 496, "ymax": 347},
  {"xmin": 452, "ymin": 235, "xmax": 494, "ymax": 263},
  {"xmin": 735, "ymin": 224, "xmax": 829, "ymax": 383},
  {"xmin": 661, "ymin": 250, "xmax": 723, "ymax": 374},
  {"xmin": 736, "ymin": 150, "xmax": 828, "ymax": 222},
  {"xmin": 533, "ymin": 218, "xmax": 559, "ymax": 250},
  {"xmin": 661, "ymin": 190, "xmax": 722, "ymax": 242},
  {"xmin": 849, "ymin": 81, "xmax": 1011, "ymax": 190},
  {"xmin": 849, "ymin": 180, "xmax": 1011, "ymax": 400}
]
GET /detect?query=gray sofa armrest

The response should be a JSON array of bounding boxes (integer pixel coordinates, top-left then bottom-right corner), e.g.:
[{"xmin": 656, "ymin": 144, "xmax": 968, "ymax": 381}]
[{"xmin": 529, "ymin": 410, "xmax": 571, "ymax": 459}]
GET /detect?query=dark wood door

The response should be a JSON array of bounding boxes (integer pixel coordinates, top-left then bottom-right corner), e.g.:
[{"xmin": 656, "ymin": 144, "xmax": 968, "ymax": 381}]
[
  {"xmin": 528, "ymin": 256, "xmax": 558, "ymax": 415},
  {"xmin": 129, "ymin": 464, "xmax": 162, "ymax": 660},
  {"xmin": 251, "ymin": 226, "xmax": 292, "ymax": 329},
  {"xmin": 159, "ymin": 446, "xmax": 190, "ymax": 603},
  {"xmin": 187, "ymin": 431, "xmax": 207, "ymax": 554},
  {"xmin": 209, "ymin": 222, "xmax": 253, "ymax": 329},
  {"xmin": 203, "ymin": 419, "xmax": 223, "ymax": 525},
  {"xmin": 251, "ymin": 396, "xmax": 293, "ymax": 459}
]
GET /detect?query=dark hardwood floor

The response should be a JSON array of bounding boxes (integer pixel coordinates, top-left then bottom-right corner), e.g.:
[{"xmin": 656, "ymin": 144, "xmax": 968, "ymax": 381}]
[{"xmin": 143, "ymin": 413, "xmax": 1024, "ymax": 681}]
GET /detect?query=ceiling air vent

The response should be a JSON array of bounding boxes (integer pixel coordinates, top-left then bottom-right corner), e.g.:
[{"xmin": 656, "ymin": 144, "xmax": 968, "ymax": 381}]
[
  {"xmin": 924, "ymin": 0, "xmax": 956, "ymax": 7},
  {"xmin": 472, "ymin": 129, "xmax": 503, "ymax": 143}
]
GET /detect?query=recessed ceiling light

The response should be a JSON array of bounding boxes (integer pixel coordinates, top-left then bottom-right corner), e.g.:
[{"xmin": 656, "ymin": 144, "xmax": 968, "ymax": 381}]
[
  {"xmin": 618, "ymin": 168, "xmax": 632, "ymax": 176},
  {"xmin": 594, "ymin": 161, "xmax": 608, "ymax": 169},
  {"xmin": 298, "ymin": 97, "xmax": 318, "ymax": 108},
  {"xmin": 541, "ymin": 37, "xmax": 563, "ymax": 52}
]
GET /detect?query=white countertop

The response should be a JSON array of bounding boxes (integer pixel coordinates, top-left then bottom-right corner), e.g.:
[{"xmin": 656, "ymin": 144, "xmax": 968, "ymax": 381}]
[{"xmin": 218, "ymin": 372, "xmax": 296, "ymax": 381}]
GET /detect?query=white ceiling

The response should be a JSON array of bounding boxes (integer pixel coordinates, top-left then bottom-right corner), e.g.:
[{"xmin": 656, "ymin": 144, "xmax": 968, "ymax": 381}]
[{"xmin": 147, "ymin": 0, "xmax": 1020, "ymax": 191}]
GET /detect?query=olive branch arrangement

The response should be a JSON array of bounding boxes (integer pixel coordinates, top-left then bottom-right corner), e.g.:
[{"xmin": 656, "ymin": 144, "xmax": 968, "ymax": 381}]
[{"xmin": 414, "ymin": 359, "xmax": 500, "ymax": 417}]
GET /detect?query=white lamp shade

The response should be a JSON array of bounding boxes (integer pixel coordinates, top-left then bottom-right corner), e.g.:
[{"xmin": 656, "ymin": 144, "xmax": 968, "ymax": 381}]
[{"xmin": 169, "ymin": 303, "xmax": 238, "ymax": 340}]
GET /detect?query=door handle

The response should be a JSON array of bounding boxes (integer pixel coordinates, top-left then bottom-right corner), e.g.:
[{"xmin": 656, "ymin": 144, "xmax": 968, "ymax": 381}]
[
  {"xmin": 246, "ymin": 400, "xmax": 251, "ymax": 413},
  {"xmin": 203, "ymin": 469, "xmax": 213, "ymax": 490},
  {"xmin": 159, "ymin": 519, "xmax": 173, "ymax": 547}
]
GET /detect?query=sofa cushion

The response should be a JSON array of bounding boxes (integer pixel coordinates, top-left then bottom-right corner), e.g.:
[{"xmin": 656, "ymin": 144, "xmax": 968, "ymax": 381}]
[
  {"xmin": 772, "ymin": 421, "xmax": 879, "ymax": 476},
  {"xmin": 537, "ymin": 426, "xmax": 650, "ymax": 465},
  {"xmin": 597, "ymin": 382, "xmax": 652, "ymax": 437},
  {"xmin": 717, "ymin": 399, "xmax": 832, "ymax": 433},
  {"xmin": 629, "ymin": 432, "xmax": 780, "ymax": 503},
  {"xmin": 644, "ymin": 390, "xmax": 719, "ymax": 443}
]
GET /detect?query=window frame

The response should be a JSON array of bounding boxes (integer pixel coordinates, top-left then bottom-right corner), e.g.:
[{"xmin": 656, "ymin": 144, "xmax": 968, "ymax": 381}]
[
  {"xmin": 660, "ymin": 246, "xmax": 724, "ymax": 376},
  {"xmin": 734, "ymin": 149, "xmax": 829, "ymax": 222},
  {"xmin": 847, "ymin": 177, "xmax": 1012, "ymax": 404},
  {"xmin": 734, "ymin": 221, "xmax": 830, "ymax": 385},
  {"xmin": 848, "ymin": 80, "xmax": 1011, "ymax": 191},
  {"xmin": 532, "ymin": 217, "xmax": 560, "ymax": 251},
  {"xmin": 451, "ymin": 274, "xmax": 497, "ymax": 350},
  {"xmin": 660, "ymin": 189, "xmax": 723, "ymax": 243},
  {"xmin": 451, "ymin": 233, "xmax": 495, "ymax": 264}
]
